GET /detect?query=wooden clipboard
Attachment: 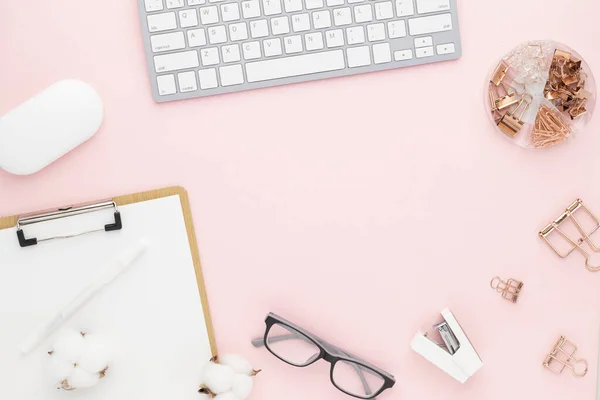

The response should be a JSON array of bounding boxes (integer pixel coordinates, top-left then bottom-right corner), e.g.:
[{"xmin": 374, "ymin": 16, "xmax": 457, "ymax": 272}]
[{"xmin": 0, "ymin": 186, "xmax": 218, "ymax": 357}]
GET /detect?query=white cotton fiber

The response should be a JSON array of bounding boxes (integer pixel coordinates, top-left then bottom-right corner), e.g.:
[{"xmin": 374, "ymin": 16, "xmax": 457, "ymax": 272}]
[
  {"xmin": 219, "ymin": 354, "xmax": 254, "ymax": 376},
  {"xmin": 231, "ymin": 374, "xmax": 253, "ymax": 399},
  {"xmin": 202, "ymin": 362, "xmax": 236, "ymax": 394}
]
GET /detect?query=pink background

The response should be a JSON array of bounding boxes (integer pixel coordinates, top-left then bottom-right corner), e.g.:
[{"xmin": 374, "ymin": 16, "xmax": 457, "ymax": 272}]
[{"xmin": 2, "ymin": 0, "xmax": 600, "ymax": 398}]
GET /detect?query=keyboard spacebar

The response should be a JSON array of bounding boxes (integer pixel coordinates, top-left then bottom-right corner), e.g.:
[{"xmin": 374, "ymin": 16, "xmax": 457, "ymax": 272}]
[{"xmin": 246, "ymin": 50, "xmax": 345, "ymax": 83}]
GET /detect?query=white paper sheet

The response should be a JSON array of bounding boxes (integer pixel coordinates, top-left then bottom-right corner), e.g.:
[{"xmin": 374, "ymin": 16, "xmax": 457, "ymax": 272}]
[{"xmin": 0, "ymin": 195, "xmax": 212, "ymax": 399}]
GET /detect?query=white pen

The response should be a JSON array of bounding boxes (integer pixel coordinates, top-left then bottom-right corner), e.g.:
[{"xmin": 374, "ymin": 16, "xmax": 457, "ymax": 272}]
[{"xmin": 20, "ymin": 238, "xmax": 149, "ymax": 355}]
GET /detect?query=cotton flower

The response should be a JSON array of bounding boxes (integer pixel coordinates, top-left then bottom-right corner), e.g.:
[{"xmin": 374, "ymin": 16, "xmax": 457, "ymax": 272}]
[
  {"xmin": 48, "ymin": 329, "xmax": 111, "ymax": 391},
  {"xmin": 198, "ymin": 355, "xmax": 259, "ymax": 399}
]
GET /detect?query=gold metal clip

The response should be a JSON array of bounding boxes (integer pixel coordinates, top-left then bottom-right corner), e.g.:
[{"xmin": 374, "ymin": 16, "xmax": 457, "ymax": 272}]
[
  {"xmin": 497, "ymin": 94, "xmax": 532, "ymax": 137},
  {"xmin": 490, "ymin": 277, "xmax": 523, "ymax": 303},
  {"xmin": 490, "ymin": 61, "xmax": 509, "ymax": 86},
  {"xmin": 543, "ymin": 336, "xmax": 588, "ymax": 377},
  {"xmin": 539, "ymin": 199, "xmax": 600, "ymax": 272}
]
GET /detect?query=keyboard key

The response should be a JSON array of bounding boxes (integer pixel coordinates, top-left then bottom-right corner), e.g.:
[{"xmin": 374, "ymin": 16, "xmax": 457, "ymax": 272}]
[
  {"xmin": 154, "ymin": 50, "xmax": 199, "ymax": 72},
  {"xmin": 263, "ymin": 38, "xmax": 283, "ymax": 56},
  {"xmin": 416, "ymin": 0, "xmax": 450, "ymax": 14},
  {"xmin": 333, "ymin": 8, "xmax": 352, "ymax": 26},
  {"xmin": 373, "ymin": 42, "xmax": 391, "ymax": 63},
  {"xmin": 200, "ymin": 47, "xmax": 220, "ymax": 65},
  {"xmin": 245, "ymin": 50, "xmax": 345, "ymax": 82},
  {"xmin": 179, "ymin": 9, "xmax": 199, "ymax": 27},
  {"xmin": 271, "ymin": 16, "xmax": 290, "ymax": 34},
  {"xmin": 151, "ymin": 32, "xmax": 186, "ymax": 52},
  {"xmin": 367, "ymin": 23, "xmax": 385, "ymax": 41},
  {"xmin": 393, "ymin": 48, "xmax": 412, "ymax": 60},
  {"xmin": 415, "ymin": 36, "xmax": 432, "ymax": 47},
  {"xmin": 284, "ymin": 35, "xmax": 303, "ymax": 53},
  {"xmin": 166, "ymin": 0, "xmax": 185, "ymax": 8},
  {"xmin": 242, "ymin": 0, "xmax": 261, "ymax": 18},
  {"xmin": 157, "ymin": 74, "xmax": 176, "ymax": 95},
  {"xmin": 285, "ymin": 0, "xmax": 303, "ymax": 12},
  {"xmin": 305, "ymin": 32, "xmax": 324, "ymax": 50},
  {"xmin": 415, "ymin": 46, "xmax": 434, "ymax": 57},
  {"xmin": 199, "ymin": 6, "xmax": 219, "ymax": 24},
  {"xmin": 374, "ymin": 1, "xmax": 394, "ymax": 20},
  {"xmin": 147, "ymin": 12, "xmax": 177, "ymax": 32},
  {"xmin": 220, "ymin": 64, "xmax": 245, "ymax": 86},
  {"xmin": 209, "ymin": 0, "xmax": 226, "ymax": 3},
  {"xmin": 262, "ymin": 0, "xmax": 282, "ymax": 15},
  {"xmin": 396, "ymin": 0, "xmax": 414, "ymax": 16},
  {"xmin": 243, "ymin": 41, "xmax": 262, "ymax": 59},
  {"xmin": 250, "ymin": 19, "xmax": 269, "ymax": 38},
  {"xmin": 312, "ymin": 10, "xmax": 331, "ymax": 29},
  {"xmin": 326, "ymin": 0, "xmax": 344, "ymax": 5},
  {"xmin": 188, "ymin": 0, "xmax": 206, "ymax": 5},
  {"xmin": 325, "ymin": 29, "xmax": 344, "ymax": 47},
  {"xmin": 354, "ymin": 4, "xmax": 372, "ymax": 23},
  {"xmin": 229, "ymin": 22, "xmax": 248, "ymax": 41},
  {"xmin": 178, "ymin": 71, "xmax": 198, "ymax": 92},
  {"xmin": 408, "ymin": 13, "xmax": 452, "ymax": 35},
  {"xmin": 292, "ymin": 14, "xmax": 311, "ymax": 32},
  {"xmin": 387, "ymin": 20, "xmax": 406, "ymax": 38},
  {"xmin": 187, "ymin": 28, "xmax": 207, "ymax": 47},
  {"xmin": 436, "ymin": 42, "xmax": 455, "ymax": 54},
  {"xmin": 221, "ymin": 3, "xmax": 240, "ymax": 21},
  {"xmin": 346, "ymin": 26, "xmax": 365, "ymax": 44},
  {"xmin": 305, "ymin": 0, "xmax": 323, "ymax": 9},
  {"xmin": 347, "ymin": 46, "xmax": 370, "ymax": 67},
  {"xmin": 198, "ymin": 68, "xmax": 218, "ymax": 88},
  {"xmin": 208, "ymin": 25, "xmax": 227, "ymax": 44},
  {"xmin": 145, "ymin": 0, "xmax": 164, "ymax": 12},
  {"xmin": 222, "ymin": 44, "xmax": 241, "ymax": 62}
]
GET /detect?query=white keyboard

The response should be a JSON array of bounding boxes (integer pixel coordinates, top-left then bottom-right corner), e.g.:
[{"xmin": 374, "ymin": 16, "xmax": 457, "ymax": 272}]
[{"xmin": 138, "ymin": 0, "xmax": 461, "ymax": 102}]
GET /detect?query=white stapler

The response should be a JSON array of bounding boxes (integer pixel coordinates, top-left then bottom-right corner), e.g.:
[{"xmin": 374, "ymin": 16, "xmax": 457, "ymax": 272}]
[{"xmin": 410, "ymin": 308, "xmax": 483, "ymax": 383}]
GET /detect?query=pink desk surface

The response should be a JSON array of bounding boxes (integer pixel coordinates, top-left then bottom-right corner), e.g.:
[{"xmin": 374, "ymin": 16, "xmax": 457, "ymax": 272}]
[{"xmin": 2, "ymin": 0, "xmax": 600, "ymax": 398}]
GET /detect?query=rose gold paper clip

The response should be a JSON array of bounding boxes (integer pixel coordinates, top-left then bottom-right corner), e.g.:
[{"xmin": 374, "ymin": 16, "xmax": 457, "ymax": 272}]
[
  {"xmin": 490, "ymin": 276, "xmax": 523, "ymax": 303},
  {"xmin": 539, "ymin": 199, "xmax": 600, "ymax": 272},
  {"xmin": 543, "ymin": 336, "xmax": 588, "ymax": 377}
]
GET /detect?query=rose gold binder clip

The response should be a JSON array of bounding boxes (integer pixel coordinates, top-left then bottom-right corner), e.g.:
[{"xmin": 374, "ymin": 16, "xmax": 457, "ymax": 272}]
[
  {"xmin": 539, "ymin": 199, "xmax": 600, "ymax": 272},
  {"xmin": 490, "ymin": 276, "xmax": 523, "ymax": 303},
  {"xmin": 497, "ymin": 94, "xmax": 532, "ymax": 137},
  {"xmin": 543, "ymin": 336, "xmax": 588, "ymax": 377},
  {"xmin": 489, "ymin": 61, "xmax": 521, "ymax": 111}
]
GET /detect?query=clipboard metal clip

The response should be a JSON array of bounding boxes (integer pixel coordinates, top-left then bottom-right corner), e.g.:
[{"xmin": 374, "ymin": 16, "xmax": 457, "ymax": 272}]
[
  {"xmin": 16, "ymin": 201, "xmax": 122, "ymax": 247},
  {"xmin": 539, "ymin": 199, "xmax": 600, "ymax": 272}
]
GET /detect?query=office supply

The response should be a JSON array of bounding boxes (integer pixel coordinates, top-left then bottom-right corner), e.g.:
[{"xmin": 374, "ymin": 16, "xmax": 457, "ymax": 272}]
[
  {"xmin": 251, "ymin": 312, "xmax": 395, "ymax": 399},
  {"xmin": 137, "ymin": 0, "xmax": 462, "ymax": 102},
  {"xmin": 485, "ymin": 40, "xmax": 596, "ymax": 149},
  {"xmin": 490, "ymin": 276, "xmax": 523, "ymax": 303},
  {"xmin": 545, "ymin": 49, "xmax": 590, "ymax": 119},
  {"xmin": 0, "ymin": 187, "xmax": 217, "ymax": 400},
  {"xmin": 543, "ymin": 336, "xmax": 588, "ymax": 377},
  {"xmin": 530, "ymin": 103, "xmax": 572, "ymax": 148},
  {"xmin": 539, "ymin": 198, "xmax": 600, "ymax": 272},
  {"xmin": 20, "ymin": 239, "xmax": 149, "ymax": 355},
  {"xmin": 497, "ymin": 94, "xmax": 532, "ymax": 137},
  {"xmin": 0, "ymin": 80, "xmax": 103, "ymax": 175},
  {"xmin": 410, "ymin": 308, "xmax": 483, "ymax": 383}
]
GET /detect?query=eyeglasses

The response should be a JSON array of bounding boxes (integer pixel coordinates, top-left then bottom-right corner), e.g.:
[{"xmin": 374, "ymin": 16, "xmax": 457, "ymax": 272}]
[{"xmin": 252, "ymin": 313, "xmax": 395, "ymax": 399}]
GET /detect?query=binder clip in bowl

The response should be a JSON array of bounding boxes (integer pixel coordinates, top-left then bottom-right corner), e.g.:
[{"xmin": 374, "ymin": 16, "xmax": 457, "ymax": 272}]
[
  {"xmin": 539, "ymin": 199, "xmax": 600, "ymax": 271},
  {"xmin": 410, "ymin": 308, "xmax": 483, "ymax": 383}
]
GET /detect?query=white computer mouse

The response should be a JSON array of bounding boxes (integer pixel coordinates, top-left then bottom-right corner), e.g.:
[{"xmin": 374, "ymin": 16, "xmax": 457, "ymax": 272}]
[{"xmin": 0, "ymin": 80, "xmax": 103, "ymax": 175}]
